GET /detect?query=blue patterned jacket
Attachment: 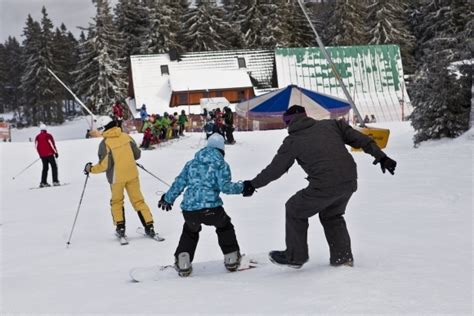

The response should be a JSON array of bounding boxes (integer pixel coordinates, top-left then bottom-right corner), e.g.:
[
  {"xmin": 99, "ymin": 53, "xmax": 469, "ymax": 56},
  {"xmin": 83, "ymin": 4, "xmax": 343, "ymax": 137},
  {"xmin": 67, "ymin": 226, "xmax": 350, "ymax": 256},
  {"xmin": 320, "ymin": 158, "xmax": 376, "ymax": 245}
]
[{"xmin": 164, "ymin": 147, "xmax": 243, "ymax": 211}]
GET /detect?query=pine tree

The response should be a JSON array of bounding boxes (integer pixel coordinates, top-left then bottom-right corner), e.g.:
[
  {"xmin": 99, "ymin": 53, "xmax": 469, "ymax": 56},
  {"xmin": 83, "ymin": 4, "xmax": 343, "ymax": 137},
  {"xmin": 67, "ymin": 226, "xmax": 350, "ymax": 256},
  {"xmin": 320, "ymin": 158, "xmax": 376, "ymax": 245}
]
[
  {"xmin": 0, "ymin": 43, "xmax": 7, "ymax": 112},
  {"xmin": 410, "ymin": 60, "xmax": 471, "ymax": 145},
  {"xmin": 241, "ymin": 0, "xmax": 287, "ymax": 49},
  {"xmin": 114, "ymin": 0, "xmax": 149, "ymax": 69},
  {"xmin": 51, "ymin": 24, "xmax": 79, "ymax": 115},
  {"xmin": 366, "ymin": 0, "xmax": 416, "ymax": 73},
  {"xmin": 75, "ymin": 0, "xmax": 126, "ymax": 115},
  {"xmin": 409, "ymin": 0, "xmax": 472, "ymax": 144},
  {"xmin": 327, "ymin": 0, "xmax": 368, "ymax": 46},
  {"xmin": 20, "ymin": 8, "xmax": 63, "ymax": 125},
  {"xmin": 284, "ymin": 0, "xmax": 316, "ymax": 48},
  {"xmin": 0, "ymin": 37, "xmax": 24, "ymax": 115},
  {"xmin": 141, "ymin": 0, "xmax": 185, "ymax": 54},
  {"xmin": 181, "ymin": 0, "xmax": 237, "ymax": 52},
  {"xmin": 20, "ymin": 15, "xmax": 42, "ymax": 125}
]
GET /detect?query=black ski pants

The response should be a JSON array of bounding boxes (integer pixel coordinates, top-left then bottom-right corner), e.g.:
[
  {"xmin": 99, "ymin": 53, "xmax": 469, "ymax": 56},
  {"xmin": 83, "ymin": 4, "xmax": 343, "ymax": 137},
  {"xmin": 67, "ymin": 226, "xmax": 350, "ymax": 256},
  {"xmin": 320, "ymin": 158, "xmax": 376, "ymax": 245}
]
[
  {"xmin": 175, "ymin": 206, "xmax": 240, "ymax": 262},
  {"xmin": 224, "ymin": 125, "xmax": 235, "ymax": 143},
  {"xmin": 40, "ymin": 155, "xmax": 58, "ymax": 184},
  {"xmin": 284, "ymin": 180, "xmax": 357, "ymax": 264}
]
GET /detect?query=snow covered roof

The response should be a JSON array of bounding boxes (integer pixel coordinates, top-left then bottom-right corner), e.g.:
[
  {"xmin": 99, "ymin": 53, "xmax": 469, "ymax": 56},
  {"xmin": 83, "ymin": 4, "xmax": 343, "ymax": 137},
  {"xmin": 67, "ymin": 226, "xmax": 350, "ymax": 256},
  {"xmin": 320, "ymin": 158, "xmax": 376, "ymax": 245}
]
[
  {"xmin": 130, "ymin": 49, "xmax": 274, "ymax": 116},
  {"xmin": 169, "ymin": 69, "xmax": 252, "ymax": 91},
  {"xmin": 275, "ymin": 45, "xmax": 413, "ymax": 122}
]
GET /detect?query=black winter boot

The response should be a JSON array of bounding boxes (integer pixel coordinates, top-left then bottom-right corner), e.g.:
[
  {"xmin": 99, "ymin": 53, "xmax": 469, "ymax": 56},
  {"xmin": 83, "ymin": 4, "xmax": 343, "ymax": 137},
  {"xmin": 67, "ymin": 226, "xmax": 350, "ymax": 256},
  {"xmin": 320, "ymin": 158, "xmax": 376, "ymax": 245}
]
[
  {"xmin": 268, "ymin": 250, "xmax": 307, "ymax": 269},
  {"xmin": 116, "ymin": 222, "xmax": 126, "ymax": 237},
  {"xmin": 144, "ymin": 224, "xmax": 155, "ymax": 237}
]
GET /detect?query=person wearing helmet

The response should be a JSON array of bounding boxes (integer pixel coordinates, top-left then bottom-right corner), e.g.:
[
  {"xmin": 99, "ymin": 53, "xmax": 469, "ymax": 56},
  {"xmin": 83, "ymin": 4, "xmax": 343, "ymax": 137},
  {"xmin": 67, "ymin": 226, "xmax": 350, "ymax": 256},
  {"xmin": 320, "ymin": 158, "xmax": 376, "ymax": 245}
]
[
  {"xmin": 35, "ymin": 123, "xmax": 60, "ymax": 187},
  {"xmin": 157, "ymin": 133, "xmax": 245, "ymax": 277},
  {"xmin": 83, "ymin": 117, "xmax": 158, "ymax": 239}
]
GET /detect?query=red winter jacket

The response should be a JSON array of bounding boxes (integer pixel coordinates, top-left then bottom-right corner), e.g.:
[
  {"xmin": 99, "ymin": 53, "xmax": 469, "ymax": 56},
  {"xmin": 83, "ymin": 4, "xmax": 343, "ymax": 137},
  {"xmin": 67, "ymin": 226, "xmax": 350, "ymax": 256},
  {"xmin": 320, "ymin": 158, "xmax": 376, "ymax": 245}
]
[{"xmin": 35, "ymin": 131, "xmax": 57, "ymax": 157}]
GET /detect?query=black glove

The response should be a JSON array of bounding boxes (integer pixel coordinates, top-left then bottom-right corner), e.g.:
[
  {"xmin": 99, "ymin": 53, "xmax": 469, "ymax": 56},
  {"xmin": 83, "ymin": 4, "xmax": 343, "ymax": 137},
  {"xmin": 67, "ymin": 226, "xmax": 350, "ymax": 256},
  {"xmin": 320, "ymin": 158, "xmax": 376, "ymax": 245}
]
[
  {"xmin": 373, "ymin": 156, "xmax": 397, "ymax": 175},
  {"xmin": 83, "ymin": 162, "xmax": 92, "ymax": 175},
  {"xmin": 158, "ymin": 194, "xmax": 173, "ymax": 211},
  {"xmin": 242, "ymin": 180, "xmax": 256, "ymax": 197},
  {"xmin": 55, "ymin": 153, "xmax": 59, "ymax": 158}
]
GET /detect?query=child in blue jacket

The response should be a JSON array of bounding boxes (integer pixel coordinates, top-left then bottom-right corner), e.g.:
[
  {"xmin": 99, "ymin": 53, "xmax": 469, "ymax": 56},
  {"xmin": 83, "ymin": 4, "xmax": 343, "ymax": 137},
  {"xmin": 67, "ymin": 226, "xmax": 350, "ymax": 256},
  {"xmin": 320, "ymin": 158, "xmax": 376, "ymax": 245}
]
[{"xmin": 158, "ymin": 133, "xmax": 244, "ymax": 276}]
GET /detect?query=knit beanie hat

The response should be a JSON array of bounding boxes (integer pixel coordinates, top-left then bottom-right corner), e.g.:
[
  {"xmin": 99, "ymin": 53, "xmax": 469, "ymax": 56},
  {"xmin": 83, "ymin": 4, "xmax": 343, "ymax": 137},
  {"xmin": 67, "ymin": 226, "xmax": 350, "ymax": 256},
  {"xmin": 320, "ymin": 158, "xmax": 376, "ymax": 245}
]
[
  {"xmin": 282, "ymin": 105, "xmax": 307, "ymax": 126},
  {"xmin": 207, "ymin": 133, "xmax": 225, "ymax": 151},
  {"xmin": 40, "ymin": 123, "xmax": 47, "ymax": 130}
]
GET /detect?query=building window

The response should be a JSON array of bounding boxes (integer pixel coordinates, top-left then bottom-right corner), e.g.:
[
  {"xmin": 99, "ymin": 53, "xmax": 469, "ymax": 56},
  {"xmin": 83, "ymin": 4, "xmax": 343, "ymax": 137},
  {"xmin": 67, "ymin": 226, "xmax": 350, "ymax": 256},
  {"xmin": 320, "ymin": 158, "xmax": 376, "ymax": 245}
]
[
  {"xmin": 216, "ymin": 91, "xmax": 223, "ymax": 97},
  {"xmin": 160, "ymin": 65, "xmax": 169, "ymax": 75},
  {"xmin": 237, "ymin": 57, "xmax": 246, "ymax": 69}
]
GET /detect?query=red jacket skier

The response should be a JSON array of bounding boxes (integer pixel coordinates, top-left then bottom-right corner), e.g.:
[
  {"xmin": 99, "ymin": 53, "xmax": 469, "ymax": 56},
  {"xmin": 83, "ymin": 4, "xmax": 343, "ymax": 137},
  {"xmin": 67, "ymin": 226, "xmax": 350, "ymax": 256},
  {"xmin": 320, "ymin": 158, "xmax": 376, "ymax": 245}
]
[
  {"xmin": 112, "ymin": 101, "xmax": 124, "ymax": 121},
  {"xmin": 35, "ymin": 124, "xmax": 60, "ymax": 187}
]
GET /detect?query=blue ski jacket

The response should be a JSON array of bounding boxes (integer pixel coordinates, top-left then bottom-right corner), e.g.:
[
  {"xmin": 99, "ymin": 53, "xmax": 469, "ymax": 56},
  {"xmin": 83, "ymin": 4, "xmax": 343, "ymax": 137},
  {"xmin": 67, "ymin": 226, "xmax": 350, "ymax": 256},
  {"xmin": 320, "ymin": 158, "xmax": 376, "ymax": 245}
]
[{"xmin": 164, "ymin": 147, "xmax": 243, "ymax": 211}]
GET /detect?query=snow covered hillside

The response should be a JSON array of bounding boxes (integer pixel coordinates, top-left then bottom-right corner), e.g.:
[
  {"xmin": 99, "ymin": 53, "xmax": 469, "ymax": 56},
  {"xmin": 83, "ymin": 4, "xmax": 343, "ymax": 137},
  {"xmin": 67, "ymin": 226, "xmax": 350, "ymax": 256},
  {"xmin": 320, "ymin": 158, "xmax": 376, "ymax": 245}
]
[{"xmin": 1, "ymin": 121, "xmax": 472, "ymax": 315}]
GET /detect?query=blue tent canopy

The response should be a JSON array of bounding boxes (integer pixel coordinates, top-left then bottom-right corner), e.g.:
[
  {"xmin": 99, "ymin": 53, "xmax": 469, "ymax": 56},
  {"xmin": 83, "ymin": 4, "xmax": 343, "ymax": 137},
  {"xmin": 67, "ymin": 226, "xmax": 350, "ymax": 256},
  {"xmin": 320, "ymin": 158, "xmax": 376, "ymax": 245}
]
[{"xmin": 236, "ymin": 85, "xmax": 351, "ymax": 119}]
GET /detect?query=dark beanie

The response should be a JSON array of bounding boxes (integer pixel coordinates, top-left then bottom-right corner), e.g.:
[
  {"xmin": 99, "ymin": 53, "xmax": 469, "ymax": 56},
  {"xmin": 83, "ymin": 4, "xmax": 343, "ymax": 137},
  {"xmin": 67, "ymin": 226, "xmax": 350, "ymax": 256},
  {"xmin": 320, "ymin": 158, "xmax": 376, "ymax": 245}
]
[
  {"xmin": 282, "ymin": 105, "xmax": 307, "ymax": 125},
  {"xmin": 104, "ymin": 120, "xmax": 118, "ymax": 131}
]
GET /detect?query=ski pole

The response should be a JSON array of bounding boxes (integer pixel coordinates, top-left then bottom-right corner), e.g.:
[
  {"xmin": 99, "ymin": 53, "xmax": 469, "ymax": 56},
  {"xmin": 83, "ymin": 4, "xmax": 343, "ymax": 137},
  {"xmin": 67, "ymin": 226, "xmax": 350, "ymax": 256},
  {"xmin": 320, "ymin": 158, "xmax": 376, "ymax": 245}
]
[
  {"xmin": 136, "ymin": 163, "xmax": 170, "ymax": 187},
  {"xmin": 12, "ymin": 157, "xmax": 40, "ymax": 180},
  {"xmin": 66, "ymin": 174, "xmax": 90, "ymax": 248}
]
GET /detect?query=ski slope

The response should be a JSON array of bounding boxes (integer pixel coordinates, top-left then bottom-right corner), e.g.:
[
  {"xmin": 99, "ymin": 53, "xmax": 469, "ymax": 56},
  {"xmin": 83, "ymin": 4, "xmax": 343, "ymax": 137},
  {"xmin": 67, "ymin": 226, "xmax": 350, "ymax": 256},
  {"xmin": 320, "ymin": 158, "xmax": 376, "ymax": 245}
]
[{"xmin": 1, "ymin": 120, "xmax": 472, "ymax": 315}]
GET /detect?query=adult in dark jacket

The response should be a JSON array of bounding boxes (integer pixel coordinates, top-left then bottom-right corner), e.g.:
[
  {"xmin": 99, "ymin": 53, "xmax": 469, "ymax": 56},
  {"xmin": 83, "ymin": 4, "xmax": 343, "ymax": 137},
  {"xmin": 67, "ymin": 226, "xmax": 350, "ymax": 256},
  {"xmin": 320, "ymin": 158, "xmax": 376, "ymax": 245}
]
[
  {"xmin": 35, "ymin": 123, "xmax": 60, "ymax": 187},
  {"xmin": 242, "ymin": 105, "xmax": 397, "ymax": 269},
  {"xmin": 223, "ymin": 106, "xmax": 235, "ymax": 144}
]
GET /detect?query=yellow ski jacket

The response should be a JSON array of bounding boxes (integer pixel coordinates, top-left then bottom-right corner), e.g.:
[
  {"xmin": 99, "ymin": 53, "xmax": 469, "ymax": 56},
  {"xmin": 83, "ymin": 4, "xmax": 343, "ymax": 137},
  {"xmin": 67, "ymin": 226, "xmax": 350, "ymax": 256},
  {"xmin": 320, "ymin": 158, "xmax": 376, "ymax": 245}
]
[{"xmin": 90, "ymin": 127, "xmax": 141, "ymax": 184}]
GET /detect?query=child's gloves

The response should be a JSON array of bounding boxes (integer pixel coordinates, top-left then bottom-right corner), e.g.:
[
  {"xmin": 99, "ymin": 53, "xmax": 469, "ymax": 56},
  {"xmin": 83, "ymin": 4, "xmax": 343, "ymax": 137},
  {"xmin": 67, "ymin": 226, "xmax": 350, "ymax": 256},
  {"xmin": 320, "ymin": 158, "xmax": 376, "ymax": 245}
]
[{"xmin": 158, "ymin": 194, "xmax": 173, "ymax": 211}]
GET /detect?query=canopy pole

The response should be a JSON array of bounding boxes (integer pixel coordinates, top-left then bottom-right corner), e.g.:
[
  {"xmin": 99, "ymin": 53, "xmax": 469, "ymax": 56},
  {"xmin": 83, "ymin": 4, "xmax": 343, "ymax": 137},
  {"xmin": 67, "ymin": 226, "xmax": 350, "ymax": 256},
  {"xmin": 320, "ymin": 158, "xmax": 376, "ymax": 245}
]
[{"xmin": 296, "ymin": 0, "xmax": 365, "ymax": 127}]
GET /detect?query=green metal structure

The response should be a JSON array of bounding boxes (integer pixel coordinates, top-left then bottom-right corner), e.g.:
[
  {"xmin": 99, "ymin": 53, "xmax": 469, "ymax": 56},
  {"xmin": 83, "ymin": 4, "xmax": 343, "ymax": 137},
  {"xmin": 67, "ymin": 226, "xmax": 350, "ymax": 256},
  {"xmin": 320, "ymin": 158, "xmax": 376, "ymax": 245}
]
[{"xmin": 275, "ymin": 45, "xmax": 411, "ymax": 122}]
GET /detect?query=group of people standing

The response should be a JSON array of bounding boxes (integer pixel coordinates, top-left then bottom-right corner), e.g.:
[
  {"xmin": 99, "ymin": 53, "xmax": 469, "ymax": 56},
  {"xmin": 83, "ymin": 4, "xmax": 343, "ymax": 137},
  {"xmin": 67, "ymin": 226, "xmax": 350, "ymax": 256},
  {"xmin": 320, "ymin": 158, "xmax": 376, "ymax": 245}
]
[
  {"xmin": 139, "ymin": 104, "xmax": 188, "ymax": 149},
  {"xmin": 203, "ymin": 106, "xmax": 236, "ymax": 144}
]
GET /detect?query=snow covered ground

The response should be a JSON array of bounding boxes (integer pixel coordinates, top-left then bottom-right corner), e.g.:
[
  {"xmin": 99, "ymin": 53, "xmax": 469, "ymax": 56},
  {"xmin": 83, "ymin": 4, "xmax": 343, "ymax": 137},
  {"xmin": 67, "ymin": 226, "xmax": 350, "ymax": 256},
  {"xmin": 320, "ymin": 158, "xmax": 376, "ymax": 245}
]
[{"xmin": 1, "ymin": 120, "xmax": 472, "ymax": 315}]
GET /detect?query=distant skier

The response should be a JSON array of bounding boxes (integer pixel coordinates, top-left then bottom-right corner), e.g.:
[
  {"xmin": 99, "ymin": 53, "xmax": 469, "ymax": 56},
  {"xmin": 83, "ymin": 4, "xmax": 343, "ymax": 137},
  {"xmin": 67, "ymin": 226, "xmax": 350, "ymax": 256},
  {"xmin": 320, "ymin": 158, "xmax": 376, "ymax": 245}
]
[
  {"xmin": 223, "ymin": 106, "xmax": 235, "ymax": 144},
  {"xmin": 35, "ymin": 123, "xmax": 60, "ymax": 187},
  {"xmin": 112, "ymin": 101, "xmax": 124, "ymax": 122},
  {"xmin": 242, "ymin": 105, "xmax": 397, "ymax": 269},
  {"xmin": 178, "ymin": 110, "xmax": 188, "ymax": 136},
  {"xmin": 158, "ymin": 133, "xmax": 245, "ymax": 277},
  {"xmin": 83, "ymin": 117, "xmax": 158, "ymax": 239}
]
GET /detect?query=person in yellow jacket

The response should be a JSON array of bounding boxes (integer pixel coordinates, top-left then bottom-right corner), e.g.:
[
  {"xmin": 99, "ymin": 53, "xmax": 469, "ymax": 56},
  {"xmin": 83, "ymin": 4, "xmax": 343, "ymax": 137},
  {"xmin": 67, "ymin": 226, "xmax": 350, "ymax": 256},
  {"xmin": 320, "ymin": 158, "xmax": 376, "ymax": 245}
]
[{"xmin": 83, "ymin": 118, "xmax": 157, "ymax": 238}]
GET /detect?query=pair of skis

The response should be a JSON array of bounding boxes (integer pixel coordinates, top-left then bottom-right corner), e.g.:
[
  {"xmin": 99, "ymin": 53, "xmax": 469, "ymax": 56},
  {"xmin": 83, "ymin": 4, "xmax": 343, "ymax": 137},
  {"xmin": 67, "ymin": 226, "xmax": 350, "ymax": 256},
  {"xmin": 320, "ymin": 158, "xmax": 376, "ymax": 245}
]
[
  {"xmin": 116, "ymin": 227, "xmax": 165, "ymax": 245},
  {"xmin": 129, "ymin": 255, "xmax": 260, "ymax": 282}
]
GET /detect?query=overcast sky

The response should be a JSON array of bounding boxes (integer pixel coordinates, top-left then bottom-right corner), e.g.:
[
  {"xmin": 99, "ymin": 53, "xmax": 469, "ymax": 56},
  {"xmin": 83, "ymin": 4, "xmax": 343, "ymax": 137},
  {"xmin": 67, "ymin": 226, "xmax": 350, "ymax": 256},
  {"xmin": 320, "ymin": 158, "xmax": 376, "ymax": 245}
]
[{"xmin": 0, "ymin": 0, "xmax": 118, "ymax": 43}]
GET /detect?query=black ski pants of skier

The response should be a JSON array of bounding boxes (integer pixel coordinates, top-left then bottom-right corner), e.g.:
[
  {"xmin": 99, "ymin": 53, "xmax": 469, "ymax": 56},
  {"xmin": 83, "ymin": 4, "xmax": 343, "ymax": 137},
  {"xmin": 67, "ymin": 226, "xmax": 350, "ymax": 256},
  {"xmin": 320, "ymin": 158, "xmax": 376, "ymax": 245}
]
[
  {"xmin": 225, "ymin": 125, "xmax": 235, "ymax": 144},
  {"xmin": 175, "ymin": 206, "xmax": 240, "ymax": 262},
  {"xmin": 40, "ymin": 155, "xmax": 58, "ymax": 184},
  {"xmin": 284, "ymin": 180, "xmax": 357, "ymax": 264}
]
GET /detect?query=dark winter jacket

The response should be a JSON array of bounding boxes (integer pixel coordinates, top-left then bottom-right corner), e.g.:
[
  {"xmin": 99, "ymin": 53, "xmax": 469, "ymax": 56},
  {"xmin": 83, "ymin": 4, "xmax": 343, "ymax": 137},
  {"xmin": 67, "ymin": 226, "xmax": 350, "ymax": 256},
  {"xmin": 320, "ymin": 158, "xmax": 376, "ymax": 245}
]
[
  {"xmin": 224, "ymin": 110, "xmax": 233, "ymax": 126},
  {"xmin": 251, "ymin": 117, "xmax": 386, "ymax": 189},
  {"xmin": 164, "ymin": 147, "xmax": 243, "ymax": 211},
  {"xmin": 35, "ymin": 131, "xmax": 57, "ymax": 158}
]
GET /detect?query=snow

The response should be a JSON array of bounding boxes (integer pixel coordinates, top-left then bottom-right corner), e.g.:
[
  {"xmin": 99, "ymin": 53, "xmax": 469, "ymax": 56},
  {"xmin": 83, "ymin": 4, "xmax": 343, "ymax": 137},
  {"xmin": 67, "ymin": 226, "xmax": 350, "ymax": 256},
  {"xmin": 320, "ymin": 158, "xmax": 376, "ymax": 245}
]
[
  {"xmin": 170, "ymin": 69, "xmax": 253, "ymax": 91},
  {"xmin": 1, "ymin": 120, "xmax": 472, "ymax": 314}
]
